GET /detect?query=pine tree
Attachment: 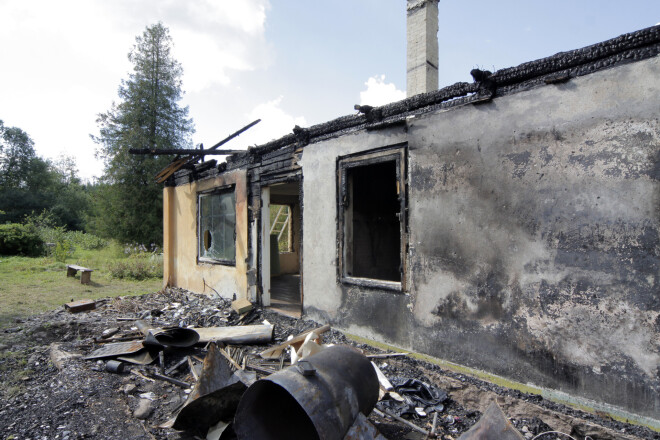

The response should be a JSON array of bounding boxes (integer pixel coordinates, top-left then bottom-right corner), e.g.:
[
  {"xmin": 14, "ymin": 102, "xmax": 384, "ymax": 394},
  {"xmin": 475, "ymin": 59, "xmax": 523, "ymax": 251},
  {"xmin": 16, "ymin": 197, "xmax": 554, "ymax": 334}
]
[{"xmin": 92, "ymin": 22, "xmax": 193, "ymax": 246}]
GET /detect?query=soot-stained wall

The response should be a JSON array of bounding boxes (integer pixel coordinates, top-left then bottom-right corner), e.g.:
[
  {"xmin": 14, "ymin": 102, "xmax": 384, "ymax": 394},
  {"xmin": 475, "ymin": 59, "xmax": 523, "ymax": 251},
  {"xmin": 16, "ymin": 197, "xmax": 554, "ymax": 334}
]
[{"xmin": 303, "ymin": 56, "xmax": 660, "ymax": 419}]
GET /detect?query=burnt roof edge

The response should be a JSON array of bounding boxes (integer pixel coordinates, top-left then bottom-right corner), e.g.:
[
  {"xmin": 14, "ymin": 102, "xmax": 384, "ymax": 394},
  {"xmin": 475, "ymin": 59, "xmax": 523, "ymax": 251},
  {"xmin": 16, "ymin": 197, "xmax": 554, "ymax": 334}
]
[
  {"xmin": 167, "ymin": 24, "xmax": 660, "ymax": 187},
  {"xmin": 249, "ymin": 24, "xmax": 660, "ymax": 155}
]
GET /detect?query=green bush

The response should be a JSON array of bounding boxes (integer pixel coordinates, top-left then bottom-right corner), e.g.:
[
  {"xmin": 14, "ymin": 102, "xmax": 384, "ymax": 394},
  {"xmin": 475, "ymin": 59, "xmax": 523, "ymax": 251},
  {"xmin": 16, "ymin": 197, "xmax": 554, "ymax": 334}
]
[
  {"xmin": 0, "ymin": 223, "xmax": 44, "ymax": 256},
  {"xmin": 53, "ymin": 240, "xmax": 70, "ymax": 262},
  {"xmin": 108, "ymin": 254, "xmax": 163, "ymax": 280},
  {"xmin": 65, "ymin": 230, "xmax": 108, "ymax": 250}
]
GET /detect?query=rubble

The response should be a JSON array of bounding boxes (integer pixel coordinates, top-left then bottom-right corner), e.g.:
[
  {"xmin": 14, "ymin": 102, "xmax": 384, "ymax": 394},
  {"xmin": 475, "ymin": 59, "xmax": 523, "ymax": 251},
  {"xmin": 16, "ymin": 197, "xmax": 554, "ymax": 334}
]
[{"xmin": 0, "ymin": 287, "xmax": 657, "ymax": 440}]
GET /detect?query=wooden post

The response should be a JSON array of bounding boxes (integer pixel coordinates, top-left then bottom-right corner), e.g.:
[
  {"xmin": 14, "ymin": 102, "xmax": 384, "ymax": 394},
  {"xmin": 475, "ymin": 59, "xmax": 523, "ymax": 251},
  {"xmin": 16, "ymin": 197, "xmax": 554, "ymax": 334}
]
[
  {"xmin": 80, "ymin": 270, "xmax": 92, "ymax": 284},
  {"xmin": 261, "ymin": 187, "xmax": 271, "ymax": 306}
]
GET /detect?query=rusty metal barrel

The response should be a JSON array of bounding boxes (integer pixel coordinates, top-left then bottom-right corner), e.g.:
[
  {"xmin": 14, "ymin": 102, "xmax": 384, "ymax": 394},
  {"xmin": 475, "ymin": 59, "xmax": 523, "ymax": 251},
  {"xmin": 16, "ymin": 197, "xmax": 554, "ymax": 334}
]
[{"xmin": 234, "ymin": 345, "xmax": 379, "ymax": 440}]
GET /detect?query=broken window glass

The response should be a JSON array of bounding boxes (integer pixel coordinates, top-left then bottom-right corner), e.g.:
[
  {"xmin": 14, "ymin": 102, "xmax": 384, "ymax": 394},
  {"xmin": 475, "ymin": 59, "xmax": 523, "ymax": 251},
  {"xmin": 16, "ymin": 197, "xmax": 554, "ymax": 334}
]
[{"xmin": 198, "ymin": 189, "xmax": 236, "ymax": 263}]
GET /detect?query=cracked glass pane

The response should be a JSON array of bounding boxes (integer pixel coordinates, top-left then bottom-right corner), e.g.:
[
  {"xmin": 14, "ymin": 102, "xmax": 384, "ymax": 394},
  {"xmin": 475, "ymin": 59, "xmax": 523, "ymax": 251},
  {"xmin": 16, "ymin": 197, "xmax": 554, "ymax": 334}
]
[{"xmin": 199, "ymin": 191, "xmax": 235, "ymax": 262}]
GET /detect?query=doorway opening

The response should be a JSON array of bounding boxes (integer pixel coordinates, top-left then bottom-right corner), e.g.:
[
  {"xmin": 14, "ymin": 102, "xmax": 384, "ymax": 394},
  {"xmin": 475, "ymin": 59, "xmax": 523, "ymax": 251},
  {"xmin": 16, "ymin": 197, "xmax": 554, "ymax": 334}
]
[{"xmin": 261, "ymin": 181, "xmax": 302, "ymax": 318}]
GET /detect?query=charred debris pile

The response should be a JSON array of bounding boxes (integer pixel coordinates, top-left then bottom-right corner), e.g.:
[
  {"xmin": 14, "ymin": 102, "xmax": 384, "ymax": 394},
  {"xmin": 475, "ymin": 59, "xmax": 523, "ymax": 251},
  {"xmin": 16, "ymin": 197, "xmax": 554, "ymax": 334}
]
[{"xmin": 0, "ymin": 289, "xmax": 657, "ymax": 440}]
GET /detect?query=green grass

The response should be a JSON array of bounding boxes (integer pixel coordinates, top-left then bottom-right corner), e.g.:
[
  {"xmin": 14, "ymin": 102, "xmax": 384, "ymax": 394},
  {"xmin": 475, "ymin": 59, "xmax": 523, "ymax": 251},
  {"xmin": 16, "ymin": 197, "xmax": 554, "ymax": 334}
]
[{"xmin": 0, "ymin": 243, "xmax": 162, "ymax": 328}]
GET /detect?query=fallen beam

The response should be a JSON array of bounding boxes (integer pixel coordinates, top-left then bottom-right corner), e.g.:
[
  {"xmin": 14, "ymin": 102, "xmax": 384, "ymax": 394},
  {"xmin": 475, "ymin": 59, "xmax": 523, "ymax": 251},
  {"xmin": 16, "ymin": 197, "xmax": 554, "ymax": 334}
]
[{"xmin": 193, "ymin": 324, "xmax": 273, "ymax": 345}]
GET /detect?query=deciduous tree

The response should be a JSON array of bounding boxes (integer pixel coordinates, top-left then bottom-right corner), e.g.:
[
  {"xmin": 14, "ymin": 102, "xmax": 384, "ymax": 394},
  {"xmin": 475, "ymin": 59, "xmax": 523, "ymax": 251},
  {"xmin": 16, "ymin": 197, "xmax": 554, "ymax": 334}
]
[
  {"xmin": 0, "ymin": 122, "xmax": 90, "ymax": 229},
  {"xmin": 0, "ymin": 119, "xmax": 36, "ymax": 188}
]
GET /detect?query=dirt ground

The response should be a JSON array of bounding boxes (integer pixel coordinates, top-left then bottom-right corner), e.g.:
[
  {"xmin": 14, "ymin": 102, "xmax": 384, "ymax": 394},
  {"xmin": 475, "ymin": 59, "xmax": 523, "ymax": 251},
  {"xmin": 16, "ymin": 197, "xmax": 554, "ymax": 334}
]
[{"xmin": 0, "ymin": 288, "xmax": 657, "ymax": 440}]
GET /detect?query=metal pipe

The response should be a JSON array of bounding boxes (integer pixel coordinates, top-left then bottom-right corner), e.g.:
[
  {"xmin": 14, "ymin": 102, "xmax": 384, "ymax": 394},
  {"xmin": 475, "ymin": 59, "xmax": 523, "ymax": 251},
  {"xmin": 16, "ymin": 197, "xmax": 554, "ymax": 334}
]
[{"xmin": 234, "ymin": 345, "xmax": 379, "ymax": 440}]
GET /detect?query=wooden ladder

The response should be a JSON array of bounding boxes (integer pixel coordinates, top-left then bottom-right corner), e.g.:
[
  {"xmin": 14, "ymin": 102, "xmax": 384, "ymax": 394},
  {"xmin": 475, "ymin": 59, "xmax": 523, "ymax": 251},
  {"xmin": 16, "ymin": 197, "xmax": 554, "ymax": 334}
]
[{"xmin": 269, "ymin": 205, "xmax": 290, "ymax": 241}]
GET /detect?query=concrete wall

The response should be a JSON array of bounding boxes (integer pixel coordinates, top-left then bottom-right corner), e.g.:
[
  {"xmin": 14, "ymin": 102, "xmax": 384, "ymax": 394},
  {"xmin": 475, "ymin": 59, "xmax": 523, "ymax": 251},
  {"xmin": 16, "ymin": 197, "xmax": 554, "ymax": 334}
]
[
  {"xmin": 163, "ymin": 168, "xmax": 249, "ymax": 299},
  {"xmin": 302, "ymin": 56, "xmax": 660, "ymax": 419}
]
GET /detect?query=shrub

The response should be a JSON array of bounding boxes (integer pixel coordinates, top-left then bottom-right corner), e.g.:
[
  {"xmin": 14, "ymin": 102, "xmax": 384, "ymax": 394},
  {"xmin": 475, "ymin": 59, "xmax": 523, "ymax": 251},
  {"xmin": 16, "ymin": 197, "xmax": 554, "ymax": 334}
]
[
  {"xmin": 108, "ymin": 254, "xmax": 163, "ymax": 280},
  {"xmin": 53, "ymin": 240, "xmax": 70, "ymax": 262},
  {"xmin": 65, "ymin": 230, "xmax": 108, "ymax": 250},
  {"xmin": 0, "ymin": 223, "xmax": 44, "ymax": 256}
]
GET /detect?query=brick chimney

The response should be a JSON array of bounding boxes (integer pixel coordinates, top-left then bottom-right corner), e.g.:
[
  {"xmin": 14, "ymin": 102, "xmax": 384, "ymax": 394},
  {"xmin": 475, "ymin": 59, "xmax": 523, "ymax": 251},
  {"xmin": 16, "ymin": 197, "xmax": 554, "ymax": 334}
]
[{"xmin": 406, "ymin": 0, "xmax": 439, "ymax": 97}]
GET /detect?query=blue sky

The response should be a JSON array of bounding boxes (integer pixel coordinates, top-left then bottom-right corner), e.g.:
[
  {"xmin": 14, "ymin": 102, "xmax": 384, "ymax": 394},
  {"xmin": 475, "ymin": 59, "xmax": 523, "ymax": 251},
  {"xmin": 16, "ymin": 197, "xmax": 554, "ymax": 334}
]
[{"xmin": 1, "ymin": 1, "xmax": 659, "ymax": 180}]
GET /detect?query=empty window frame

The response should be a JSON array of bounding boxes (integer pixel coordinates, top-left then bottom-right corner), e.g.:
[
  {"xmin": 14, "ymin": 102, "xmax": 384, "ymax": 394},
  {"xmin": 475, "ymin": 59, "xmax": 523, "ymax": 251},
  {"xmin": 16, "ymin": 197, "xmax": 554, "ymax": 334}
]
[
  {"xmin": 338, "ymin": 146, "xmax": 407, "ymax": 290},
  {"xmin": 198, "ymin": 187, "xmax": 236, "ymax": 264}
]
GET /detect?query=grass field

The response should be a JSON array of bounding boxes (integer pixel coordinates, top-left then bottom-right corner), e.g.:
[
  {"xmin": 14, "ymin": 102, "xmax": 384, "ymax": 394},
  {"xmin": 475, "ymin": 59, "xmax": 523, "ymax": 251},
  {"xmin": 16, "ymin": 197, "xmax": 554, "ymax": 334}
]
[{"xmin": 0, "ymin": 243, "xmax": 162, "ymax": 328}]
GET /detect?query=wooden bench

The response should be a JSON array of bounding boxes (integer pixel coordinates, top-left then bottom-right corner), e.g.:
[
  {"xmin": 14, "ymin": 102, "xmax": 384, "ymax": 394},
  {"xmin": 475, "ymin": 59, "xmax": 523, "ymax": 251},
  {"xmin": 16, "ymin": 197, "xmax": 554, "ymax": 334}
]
[{"xmin": 66, "ymin": 265, "xmax": 93, "ymax": 284}]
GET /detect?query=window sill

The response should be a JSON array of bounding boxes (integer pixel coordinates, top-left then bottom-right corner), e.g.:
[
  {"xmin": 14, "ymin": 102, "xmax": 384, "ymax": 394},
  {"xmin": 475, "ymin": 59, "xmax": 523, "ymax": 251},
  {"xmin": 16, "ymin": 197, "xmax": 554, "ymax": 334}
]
[
  {"xmin": 197, "ymin": 258, "xmax": 236, "ymax": 267},
  {"xmin": 341, "ymin": 276, "xmax": 402, "ymax": 292}
]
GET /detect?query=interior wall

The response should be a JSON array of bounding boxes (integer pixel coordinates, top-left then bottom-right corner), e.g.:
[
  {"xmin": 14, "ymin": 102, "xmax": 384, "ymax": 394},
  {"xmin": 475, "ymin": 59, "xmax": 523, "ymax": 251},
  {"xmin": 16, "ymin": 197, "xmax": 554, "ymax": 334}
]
[
  {"xmin": 271, "ymin": 190, "xmax": 301, "ymax": 275},
  {"xmin": 163, "ymin": 168, "xmax": 248, "ymax": 299},
  {"xmin": 302, "ymin": 56, "xmax": 660, "ymax": 419}
]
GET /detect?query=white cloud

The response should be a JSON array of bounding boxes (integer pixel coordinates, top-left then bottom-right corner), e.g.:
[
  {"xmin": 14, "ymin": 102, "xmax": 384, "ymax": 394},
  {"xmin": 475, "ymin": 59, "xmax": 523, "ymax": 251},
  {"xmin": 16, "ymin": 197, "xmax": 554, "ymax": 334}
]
[
  {"xmin": 0, "ymin": 0, "xmax": 271, "ymax": 180},
  {"xmin": 239, "ymin": 97, "xmax": 307, "ymax": 147},
  {"xmin": 359, "ymin": 75, "xmax": 406, "ymax": 107}
]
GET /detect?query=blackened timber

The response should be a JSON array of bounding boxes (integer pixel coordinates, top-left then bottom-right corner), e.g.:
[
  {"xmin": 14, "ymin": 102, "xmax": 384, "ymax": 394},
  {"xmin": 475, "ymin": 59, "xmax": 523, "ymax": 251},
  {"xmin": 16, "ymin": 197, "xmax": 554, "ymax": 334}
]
[
  {"xmin": 259, "ymin": 152, "xmax": 301, "ymax": 168},
  {"xmin": 129, "ymin": 148, "xmax": 244, "ymax": 155},
  {"xmin": 260, "ymin": 144, "xmax": 298, "ymax": 162},
  {"xmin": 493, "ymin": 25, "xmax": 660, "ymax": 86},
  {"xmin": 258, "ymin": 171, "xmax": 301, "ymax": 186},
  {"xmin": 258, "ymin": 160, "xmax": 300, "ymax": 176},
  {"xmin": 226, "ymin": 154, "xmax": 254, "ymax": 171},
  {"xmin": 192, "ymin": 160, "xmax": 217, "ymax": 174},
  {"xmin": 157, "ymin": 119, "xmax": 260, "ymax": 183},
  {"xmin": 182, "ymin": 119, "xmax": 260, "ymax": 168}
]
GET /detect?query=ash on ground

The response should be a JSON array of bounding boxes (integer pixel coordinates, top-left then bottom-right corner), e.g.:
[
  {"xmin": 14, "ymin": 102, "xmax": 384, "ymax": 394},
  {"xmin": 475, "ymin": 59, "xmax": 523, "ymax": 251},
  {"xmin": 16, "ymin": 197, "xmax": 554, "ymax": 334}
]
[{"xmin": 0, "ymin": 288, "xmax": 657, "ymax": 440}]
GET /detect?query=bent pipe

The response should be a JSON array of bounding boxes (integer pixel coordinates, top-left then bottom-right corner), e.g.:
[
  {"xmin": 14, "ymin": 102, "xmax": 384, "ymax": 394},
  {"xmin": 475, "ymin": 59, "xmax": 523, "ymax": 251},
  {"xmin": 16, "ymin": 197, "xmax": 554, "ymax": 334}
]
[{"xmin": 234, "ymin": 345, "xmax": 379, "ymax": 440}]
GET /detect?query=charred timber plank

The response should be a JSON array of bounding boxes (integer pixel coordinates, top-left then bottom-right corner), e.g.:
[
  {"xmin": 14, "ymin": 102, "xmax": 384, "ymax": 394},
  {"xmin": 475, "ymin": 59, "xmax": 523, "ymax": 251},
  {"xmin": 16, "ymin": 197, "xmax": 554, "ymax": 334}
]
[
  {"xmin": 258, "ymin": 160, "xmax": 300, "ymax": 176},
  {"xmin": 130, "ymin": 148, "xmax": 244, "ymax": 155},
  {"xmin": 226, "ymin": 157, "xmax": 253, "ymax": 170},
  {"xmin": 260, "ymin": 144, "xmax": 296, "ymax": 162},
  {"xmin": 259, "ymin": 152, "xmax": 301, "ymax": 168},
  {"xmin": 259, "ymin": 172, "xmax": 302, "ymax": 186},
  {"xmin": 192, "ymin": 160, "xmax": 217, "ymax": 173}
]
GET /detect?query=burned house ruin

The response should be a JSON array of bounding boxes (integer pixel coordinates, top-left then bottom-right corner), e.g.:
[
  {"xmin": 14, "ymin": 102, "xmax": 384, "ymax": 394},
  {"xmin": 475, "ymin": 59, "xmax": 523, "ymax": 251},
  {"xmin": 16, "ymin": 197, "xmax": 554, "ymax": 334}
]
[{"xmin": 161, "ymin": 0, "xmax": 660, "ymax": 426}]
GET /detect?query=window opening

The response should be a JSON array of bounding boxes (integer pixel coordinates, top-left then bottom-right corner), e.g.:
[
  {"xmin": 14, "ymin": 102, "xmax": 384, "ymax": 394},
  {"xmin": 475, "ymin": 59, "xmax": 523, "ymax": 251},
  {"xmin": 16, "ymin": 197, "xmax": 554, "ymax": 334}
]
[
  {"xmin": 338, "ymin": 147, "xmax": 406, "ymax": 289},
  {"xmin": 198, "ymin": 189, "xmax": 236, "ymax": 264}
]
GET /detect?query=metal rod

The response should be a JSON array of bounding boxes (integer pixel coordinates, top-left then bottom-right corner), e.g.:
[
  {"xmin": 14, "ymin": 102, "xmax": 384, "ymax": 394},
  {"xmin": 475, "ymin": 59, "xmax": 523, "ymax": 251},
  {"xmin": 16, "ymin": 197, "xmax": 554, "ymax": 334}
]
[
  {"xmin": 366, "ymin": 352, "xmax": 409, "ymax": 359},
  {"xmin": 165, "ymin": 357, "xmax": 188, "ymax": 376},
  {"xmin": 151, "ymin": 372, "xmax": 191, "ymax": 389},
  {"xmin": 373, "ymin": 408, "xmax": 429, "ymax": 435}
]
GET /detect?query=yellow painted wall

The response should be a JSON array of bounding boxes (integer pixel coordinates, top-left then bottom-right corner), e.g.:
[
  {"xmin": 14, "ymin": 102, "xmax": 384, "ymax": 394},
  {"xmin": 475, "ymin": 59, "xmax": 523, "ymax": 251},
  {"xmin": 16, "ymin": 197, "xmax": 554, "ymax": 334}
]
[{"xmin": 163, "ymin": 169, "xmax": 248, "ymax": 299}]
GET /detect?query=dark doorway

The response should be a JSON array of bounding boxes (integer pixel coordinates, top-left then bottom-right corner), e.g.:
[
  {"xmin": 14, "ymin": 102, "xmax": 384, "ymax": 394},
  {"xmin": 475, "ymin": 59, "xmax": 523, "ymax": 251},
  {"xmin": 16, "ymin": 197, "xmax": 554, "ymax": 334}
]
[{"xmin": 267, "ymin": 182, "xmax": 302, "ymax": 318}]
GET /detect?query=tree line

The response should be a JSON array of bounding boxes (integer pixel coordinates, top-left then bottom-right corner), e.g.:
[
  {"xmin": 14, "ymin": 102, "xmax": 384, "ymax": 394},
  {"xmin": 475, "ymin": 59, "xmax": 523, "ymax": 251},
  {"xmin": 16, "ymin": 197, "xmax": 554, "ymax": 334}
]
[{"xmin": 1, "ymin": 22, "xmax": 193, "ymax": 251}]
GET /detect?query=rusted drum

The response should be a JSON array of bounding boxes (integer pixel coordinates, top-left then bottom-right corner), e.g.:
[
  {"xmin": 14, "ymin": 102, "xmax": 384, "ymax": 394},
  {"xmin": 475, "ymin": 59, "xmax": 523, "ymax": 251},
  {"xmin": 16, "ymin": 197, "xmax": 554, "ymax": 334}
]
[{"xmin": 234, "ymin": 345, "xmax": 378, "ymax": 440}]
